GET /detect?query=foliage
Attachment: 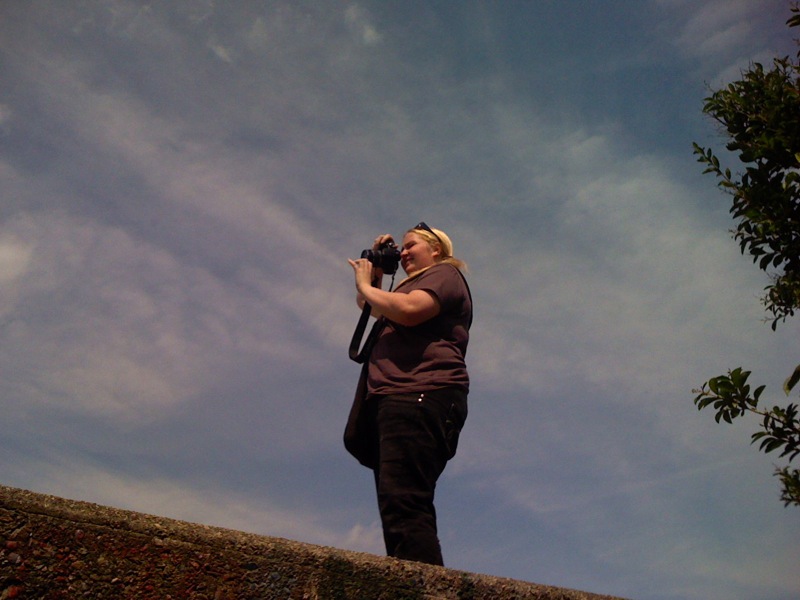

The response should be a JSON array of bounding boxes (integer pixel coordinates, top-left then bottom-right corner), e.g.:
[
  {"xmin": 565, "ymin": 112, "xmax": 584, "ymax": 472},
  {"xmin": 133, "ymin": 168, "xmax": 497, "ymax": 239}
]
[
  {"xmin": 691, "ymin": 4, "xmax": 800, "ymax": 506},
  {"xmin": 693, "ymin": 369, "xmax": 800, "ymax": 506}
]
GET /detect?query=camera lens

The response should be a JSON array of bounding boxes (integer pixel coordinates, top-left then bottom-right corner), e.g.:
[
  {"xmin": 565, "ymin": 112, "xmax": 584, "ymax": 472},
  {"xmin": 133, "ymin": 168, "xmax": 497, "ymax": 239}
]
[{"xmin": 360, "ymin": 242, "xmax": 401, "ymax": 274}]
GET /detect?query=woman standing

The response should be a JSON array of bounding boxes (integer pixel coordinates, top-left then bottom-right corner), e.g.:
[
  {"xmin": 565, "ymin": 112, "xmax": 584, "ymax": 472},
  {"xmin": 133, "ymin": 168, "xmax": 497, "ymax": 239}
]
[{"xmin": 347, "ymin": 222, "xmax": 472, "ymax": 566}]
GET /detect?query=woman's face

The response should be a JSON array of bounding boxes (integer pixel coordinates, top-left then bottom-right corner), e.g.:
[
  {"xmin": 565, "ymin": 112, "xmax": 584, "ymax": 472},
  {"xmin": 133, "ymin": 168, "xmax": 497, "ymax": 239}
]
[{"xmin": 400, "ymin": 231, "xmax": 440, "ymax": 275}]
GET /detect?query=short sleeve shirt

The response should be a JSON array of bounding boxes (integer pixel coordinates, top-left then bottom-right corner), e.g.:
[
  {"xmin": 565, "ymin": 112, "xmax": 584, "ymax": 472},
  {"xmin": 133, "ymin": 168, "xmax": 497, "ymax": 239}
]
[{"xmin": 367, "ymin": 263, "xmax": 471, "ymax": 395}]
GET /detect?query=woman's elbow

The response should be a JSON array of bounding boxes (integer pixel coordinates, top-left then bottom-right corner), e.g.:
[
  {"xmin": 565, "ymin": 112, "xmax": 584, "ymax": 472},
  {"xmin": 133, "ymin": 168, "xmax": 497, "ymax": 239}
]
[{"xmin": 394, "ymin": 304, "xmax": 439, "ymax": 327}]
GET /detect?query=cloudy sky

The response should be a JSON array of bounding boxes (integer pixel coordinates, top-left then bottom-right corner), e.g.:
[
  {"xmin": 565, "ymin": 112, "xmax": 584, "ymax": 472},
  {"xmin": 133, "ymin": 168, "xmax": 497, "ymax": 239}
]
[{"xmin": 1, "ymin": 1, "xmax": 798, "ymax": 599}]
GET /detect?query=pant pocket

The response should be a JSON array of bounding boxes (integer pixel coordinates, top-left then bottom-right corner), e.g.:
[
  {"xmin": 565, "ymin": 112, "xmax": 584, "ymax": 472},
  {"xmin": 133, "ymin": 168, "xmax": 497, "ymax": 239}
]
[{"xmin": 444, "ymin": 400, "xmax": 467, "ymax": 459}]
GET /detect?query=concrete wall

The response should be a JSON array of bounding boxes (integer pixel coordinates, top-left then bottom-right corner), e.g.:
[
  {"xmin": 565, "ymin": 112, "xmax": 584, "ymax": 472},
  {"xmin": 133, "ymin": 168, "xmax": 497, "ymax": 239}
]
[{"xmin": 0, "ymin": 484, "xmax": 627, "ymax": 599}]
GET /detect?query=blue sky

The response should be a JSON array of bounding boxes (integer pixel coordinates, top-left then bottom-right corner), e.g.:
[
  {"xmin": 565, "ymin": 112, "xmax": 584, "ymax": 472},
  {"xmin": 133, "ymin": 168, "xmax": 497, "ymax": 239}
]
[{"xmin": 1, "ymin": 1, "xmax": 798, "ymax": 599}]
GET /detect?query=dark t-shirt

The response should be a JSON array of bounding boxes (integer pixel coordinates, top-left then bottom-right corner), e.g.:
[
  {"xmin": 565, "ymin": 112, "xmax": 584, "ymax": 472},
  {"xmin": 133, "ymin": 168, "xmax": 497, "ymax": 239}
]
[{"xmin": 367, "ymin": 263, "xmax": 471, "ymax": 395}]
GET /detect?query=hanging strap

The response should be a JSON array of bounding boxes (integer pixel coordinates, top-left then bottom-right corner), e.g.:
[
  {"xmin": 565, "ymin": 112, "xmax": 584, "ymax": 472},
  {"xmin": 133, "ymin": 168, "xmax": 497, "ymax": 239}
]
[
  {"xmin": 348, "ymin": 303, "xmax": 377, "ymax": 363},
  {"xmin": 348, "ymin": 274, "xmax": 392, "ymax": 363}
]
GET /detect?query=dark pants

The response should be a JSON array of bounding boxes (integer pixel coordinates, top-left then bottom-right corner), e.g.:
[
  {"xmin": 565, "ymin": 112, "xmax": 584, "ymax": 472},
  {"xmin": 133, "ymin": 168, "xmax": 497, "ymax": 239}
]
[{"xmin": 368, "ymin": 388, "xmax": 468, "ymax": 566}]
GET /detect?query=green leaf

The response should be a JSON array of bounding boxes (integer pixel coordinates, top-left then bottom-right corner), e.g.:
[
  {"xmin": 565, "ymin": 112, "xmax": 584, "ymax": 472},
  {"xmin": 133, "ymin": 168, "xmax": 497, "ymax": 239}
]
[
  {"xmin": 784, "ymin": 364, "xmax": 800, "ymax": 395},
  {"xmin": 762, "ymin": 438, "xmax": 785, "ymax": 454},
  {"xmin": 752, "ymin": 384, "xmax": 766, "ymax": 405}
]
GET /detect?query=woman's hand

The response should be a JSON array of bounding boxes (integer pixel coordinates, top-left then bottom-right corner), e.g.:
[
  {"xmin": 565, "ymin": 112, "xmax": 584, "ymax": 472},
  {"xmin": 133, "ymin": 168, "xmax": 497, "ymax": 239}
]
[
  {"xmin": 349, "ymin": 233, "xmax": 392, "ymax": 300},
  {"xmin": 348, "ymin": 257, "xmax": 375, "ymax": 294},
  {"xmin": 366, "ymin": 233, "xmax": 394, "ymax": 279},
  {"xmin": 372, "ymin": 233, "xmax": 394, "ymax": 251}
]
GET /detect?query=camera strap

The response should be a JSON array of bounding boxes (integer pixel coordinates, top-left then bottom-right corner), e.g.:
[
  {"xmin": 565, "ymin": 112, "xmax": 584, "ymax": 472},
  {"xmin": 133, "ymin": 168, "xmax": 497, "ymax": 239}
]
[
  {"xmin": 348, "ymin": 275, "xmax": 393, "ymax": 364},
  {"xmin": 348, "ymin": 304, "xmax": 384, "ymax": 363}
]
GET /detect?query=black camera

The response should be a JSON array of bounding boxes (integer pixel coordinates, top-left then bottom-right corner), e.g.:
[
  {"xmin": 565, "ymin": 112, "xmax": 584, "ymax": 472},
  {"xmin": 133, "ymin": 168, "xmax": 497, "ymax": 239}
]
[{"xmin": 361, "ymin": 240, "xmax": 401, "ymax": 274}]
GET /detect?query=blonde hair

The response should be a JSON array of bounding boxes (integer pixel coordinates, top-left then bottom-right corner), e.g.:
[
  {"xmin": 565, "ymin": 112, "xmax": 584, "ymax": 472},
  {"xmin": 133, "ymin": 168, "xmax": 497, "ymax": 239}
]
[{"xmin": 397, "ymin": 225, "xmax": 467, "ymax": 286}]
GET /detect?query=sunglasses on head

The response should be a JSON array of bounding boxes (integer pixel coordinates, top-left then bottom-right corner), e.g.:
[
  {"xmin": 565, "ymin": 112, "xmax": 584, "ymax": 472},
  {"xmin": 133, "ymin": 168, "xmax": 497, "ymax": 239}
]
[{"xmin": 414, "ymin": 222, "xmax": 443, "ymax": 246}]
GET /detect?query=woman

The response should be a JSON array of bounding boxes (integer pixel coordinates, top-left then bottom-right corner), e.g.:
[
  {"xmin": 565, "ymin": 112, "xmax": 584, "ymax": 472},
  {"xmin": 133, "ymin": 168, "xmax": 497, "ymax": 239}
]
[{"xmin": 347, "ymin": 222, "xmax": 472, "ymax": 566}]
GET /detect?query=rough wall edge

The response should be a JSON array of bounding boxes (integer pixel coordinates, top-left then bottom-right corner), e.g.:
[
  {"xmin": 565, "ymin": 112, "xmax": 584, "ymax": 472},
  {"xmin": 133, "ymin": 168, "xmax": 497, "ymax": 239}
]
[{"xmin": 1, "ymin": 484, "xmax": 628, "ymax": 599}]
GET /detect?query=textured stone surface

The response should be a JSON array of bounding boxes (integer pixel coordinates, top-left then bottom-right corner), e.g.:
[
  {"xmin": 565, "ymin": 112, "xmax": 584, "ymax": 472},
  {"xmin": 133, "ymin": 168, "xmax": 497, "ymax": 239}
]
[{"xmin": 0, "ymin": 484, "xmax": 627, "ymax": 599}]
